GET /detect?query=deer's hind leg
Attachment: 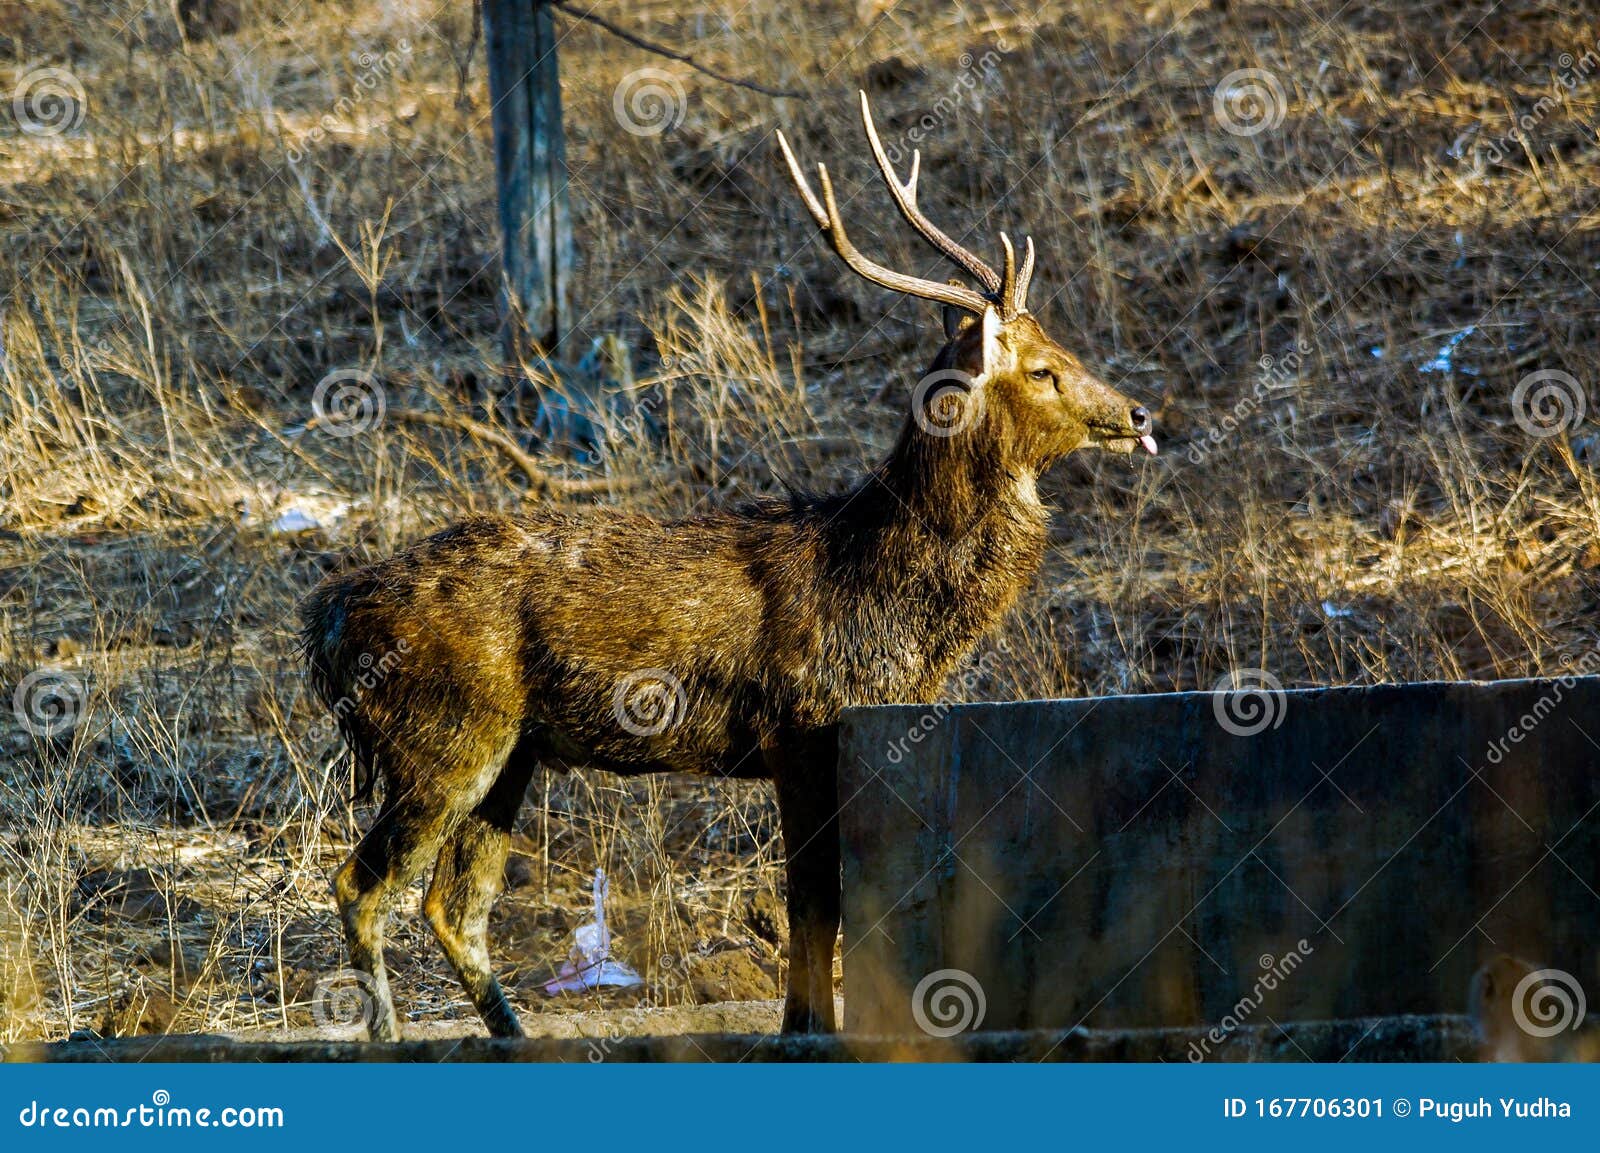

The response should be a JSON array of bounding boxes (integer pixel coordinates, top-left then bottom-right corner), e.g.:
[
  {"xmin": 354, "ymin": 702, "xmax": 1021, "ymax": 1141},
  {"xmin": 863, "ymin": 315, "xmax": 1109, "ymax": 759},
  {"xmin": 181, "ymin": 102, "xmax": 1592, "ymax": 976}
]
[
  {"xmin": 333, "ymin": 789, "xmax": 458, "ymax": 1042},
  {"xmin": 334, "ymin": 729, "xmax": 517, "ymax": 1041},
  {"xmin": 423, "ymin": 748, "xmax": 537, "ymax": 1038}
]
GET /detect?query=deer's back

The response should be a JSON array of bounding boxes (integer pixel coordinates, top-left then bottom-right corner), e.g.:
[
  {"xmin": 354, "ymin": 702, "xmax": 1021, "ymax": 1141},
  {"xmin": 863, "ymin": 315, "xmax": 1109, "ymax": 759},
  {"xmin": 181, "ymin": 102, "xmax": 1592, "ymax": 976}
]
[{"xmin": 301, "ymin": 508, "xmax": 831, "ymax": 778}]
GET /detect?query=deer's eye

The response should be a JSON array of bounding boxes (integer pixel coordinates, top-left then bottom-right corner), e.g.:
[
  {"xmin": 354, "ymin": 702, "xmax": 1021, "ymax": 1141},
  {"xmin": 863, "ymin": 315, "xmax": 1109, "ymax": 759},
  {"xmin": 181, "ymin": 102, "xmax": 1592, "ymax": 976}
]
[{"xmin": 1027, "ymin": 368, "xmax": 1054, "ymax": 384}]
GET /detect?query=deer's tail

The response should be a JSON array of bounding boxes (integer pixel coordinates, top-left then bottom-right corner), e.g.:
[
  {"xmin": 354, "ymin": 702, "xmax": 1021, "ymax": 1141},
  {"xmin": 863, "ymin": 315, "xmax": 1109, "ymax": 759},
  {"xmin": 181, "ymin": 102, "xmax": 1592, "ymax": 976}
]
[{"xmin": 298, "ymin": 577, "xmax": 380, "ymax": 803}]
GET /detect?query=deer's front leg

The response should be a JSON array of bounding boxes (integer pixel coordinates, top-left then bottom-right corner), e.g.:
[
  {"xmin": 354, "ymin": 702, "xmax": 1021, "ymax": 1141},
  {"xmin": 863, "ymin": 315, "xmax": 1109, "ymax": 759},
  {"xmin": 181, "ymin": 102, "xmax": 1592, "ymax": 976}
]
[{"xmin": 769, "ymin": 726, "xmax": 841, "ymax": 1034}]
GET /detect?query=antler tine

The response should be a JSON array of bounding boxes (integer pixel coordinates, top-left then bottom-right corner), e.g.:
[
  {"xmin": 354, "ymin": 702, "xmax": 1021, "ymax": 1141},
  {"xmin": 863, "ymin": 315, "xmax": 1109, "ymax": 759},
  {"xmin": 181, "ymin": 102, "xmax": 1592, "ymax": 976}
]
[
  {"xmin": 775, "ymin": 130, "xmax": 828, "ymax": 229},
  {"xmin": 999, "ymin": 233, "xmax": 1017, "ymax": 319},
  {"xmin": 858, "ymin": 91, "xmax": 1003, "ymax": 294},
  {"xmin": 1012, "ymin": 235, "xmax": 1035, "ymax": 317},
  {"xmin": 776, "ymin": 128, "xmax": 993, "ymax": 317}
]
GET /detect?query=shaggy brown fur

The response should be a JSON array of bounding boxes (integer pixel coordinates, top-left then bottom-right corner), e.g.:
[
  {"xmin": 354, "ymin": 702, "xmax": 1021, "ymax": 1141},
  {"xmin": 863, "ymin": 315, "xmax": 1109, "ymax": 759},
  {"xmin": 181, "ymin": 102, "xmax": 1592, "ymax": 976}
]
[{"xmin": 299, "ymin": 106, "xmax": 1155, "ymax": 1039}]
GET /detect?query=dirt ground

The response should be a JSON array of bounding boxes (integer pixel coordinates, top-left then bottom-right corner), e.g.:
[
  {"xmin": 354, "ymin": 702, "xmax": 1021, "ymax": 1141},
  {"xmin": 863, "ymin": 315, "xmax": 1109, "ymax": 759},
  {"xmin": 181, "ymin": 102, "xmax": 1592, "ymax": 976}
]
[{"xmin": 24, "ymin": 826, "xmax": 794, "ymax": 1040}]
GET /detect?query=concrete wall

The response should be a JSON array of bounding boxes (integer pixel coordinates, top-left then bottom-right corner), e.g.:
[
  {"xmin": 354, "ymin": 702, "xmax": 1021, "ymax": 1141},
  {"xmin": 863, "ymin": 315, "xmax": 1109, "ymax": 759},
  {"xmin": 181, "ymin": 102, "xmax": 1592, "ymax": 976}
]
[
  {"xmin": 838, "ymin": 677, "xmax": 1600, "ymax": 1037},
  {"xmin": 10, "ymin": 1016, "xmax": 1477, "ymax": 1062}
]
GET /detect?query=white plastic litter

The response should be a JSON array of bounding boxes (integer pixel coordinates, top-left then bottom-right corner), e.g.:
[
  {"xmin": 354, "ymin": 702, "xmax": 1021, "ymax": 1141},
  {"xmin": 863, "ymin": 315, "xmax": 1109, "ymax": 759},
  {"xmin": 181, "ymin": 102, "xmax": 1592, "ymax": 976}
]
[
  {"xmin": 542, "ymin": 868, "xmax": 643, "ymax": 995},
  {"xmin": 271, "ymin": 508, "xmax": 321, "ymax": 534},
  {"xmin": 252, "ymin": 491, "xmax": 352, "ymax": 536},
  {"xmin": 1417, "ymin": 325, "xmax": 1477, "ymax": 375}
]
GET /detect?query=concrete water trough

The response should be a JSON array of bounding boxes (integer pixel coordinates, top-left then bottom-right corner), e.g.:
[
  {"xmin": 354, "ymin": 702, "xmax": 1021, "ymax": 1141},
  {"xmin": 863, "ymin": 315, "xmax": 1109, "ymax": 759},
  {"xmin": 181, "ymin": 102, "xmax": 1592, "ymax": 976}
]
[{"xmin": 837, "ymin": 676, "xmax": 1600, "ymax": 1044}]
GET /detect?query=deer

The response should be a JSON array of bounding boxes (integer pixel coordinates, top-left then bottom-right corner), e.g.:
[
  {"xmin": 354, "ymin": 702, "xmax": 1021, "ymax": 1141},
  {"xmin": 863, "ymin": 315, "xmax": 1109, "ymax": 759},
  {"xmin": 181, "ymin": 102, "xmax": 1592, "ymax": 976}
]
[{"xmin": 298, "ymin": 92, "xmax": 1156, "ymax": 1041}]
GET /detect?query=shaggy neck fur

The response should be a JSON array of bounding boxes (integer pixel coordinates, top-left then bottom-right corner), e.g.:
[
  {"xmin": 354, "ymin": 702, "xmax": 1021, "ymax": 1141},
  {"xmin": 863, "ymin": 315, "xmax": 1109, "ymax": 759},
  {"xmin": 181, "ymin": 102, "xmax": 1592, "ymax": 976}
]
[{"xmin": 811, "ymin": 398, "xmax": 1051, "ymax": 699}]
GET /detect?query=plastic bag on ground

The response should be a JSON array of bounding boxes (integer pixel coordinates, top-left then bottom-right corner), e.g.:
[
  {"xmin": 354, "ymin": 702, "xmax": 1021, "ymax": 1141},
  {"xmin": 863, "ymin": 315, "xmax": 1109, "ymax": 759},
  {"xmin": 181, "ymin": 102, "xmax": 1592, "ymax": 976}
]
[{"xmin": 542, "ymin": 868, "xmax": 643, "ymax": 995}]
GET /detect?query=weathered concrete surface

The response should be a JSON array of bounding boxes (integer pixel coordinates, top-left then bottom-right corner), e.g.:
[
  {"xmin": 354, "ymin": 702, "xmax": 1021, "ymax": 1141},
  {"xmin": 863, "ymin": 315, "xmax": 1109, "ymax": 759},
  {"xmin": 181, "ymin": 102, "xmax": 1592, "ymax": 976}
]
[
  {"xmin": 838, "ymin": 678, "xmax": 1600, "ymax": 1036},
  {"xmin": 221, "ymin": 999, "xmax": 797, "ymax": 1043},
  {"xmin": 7, "ymin": 1015, "xmax": 1478, "ymax": 1062}
]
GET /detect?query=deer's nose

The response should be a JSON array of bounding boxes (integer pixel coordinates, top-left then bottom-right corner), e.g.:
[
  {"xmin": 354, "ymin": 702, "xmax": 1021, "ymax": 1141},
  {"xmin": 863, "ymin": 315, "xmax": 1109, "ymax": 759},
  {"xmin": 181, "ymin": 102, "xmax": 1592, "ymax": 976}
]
[{"xmin": 1130, "ymin": 406, "xmax": 1152, "ymax": 433}]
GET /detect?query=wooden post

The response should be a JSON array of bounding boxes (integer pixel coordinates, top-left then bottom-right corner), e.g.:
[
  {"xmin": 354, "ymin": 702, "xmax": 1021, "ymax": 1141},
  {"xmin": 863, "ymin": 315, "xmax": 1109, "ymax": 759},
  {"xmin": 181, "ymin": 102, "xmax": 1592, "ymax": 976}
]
[{"xmin": 482, "ymin": 0, "xmax": 574, "ymax": 357}]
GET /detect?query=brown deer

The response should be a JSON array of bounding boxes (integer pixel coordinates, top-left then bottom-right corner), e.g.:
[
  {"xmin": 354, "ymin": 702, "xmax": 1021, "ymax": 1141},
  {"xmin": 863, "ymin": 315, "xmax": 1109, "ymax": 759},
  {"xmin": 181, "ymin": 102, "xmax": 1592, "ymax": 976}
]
[{"xmin": 299, "ymin": 92, "xmax": 1156, "ymax": 1040}]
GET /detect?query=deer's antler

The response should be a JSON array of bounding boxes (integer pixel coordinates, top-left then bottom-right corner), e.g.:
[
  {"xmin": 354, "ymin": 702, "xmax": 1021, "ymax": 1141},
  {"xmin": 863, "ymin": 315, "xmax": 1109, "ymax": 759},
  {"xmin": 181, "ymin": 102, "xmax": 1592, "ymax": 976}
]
[
  {"xmin": 858, "ymin": 92, "xmax": 1004, "ymax": 297},
  {"xmin": 776, "ymin": 130, "xmax": 993, "ymax": 317},
  {"xmin": 776, "ymin": 93, "xmax": 1037, "ymax": 320},
  {"xmin": 999, "ymin": 231, "xmax": 1035, "ymax": 320}
]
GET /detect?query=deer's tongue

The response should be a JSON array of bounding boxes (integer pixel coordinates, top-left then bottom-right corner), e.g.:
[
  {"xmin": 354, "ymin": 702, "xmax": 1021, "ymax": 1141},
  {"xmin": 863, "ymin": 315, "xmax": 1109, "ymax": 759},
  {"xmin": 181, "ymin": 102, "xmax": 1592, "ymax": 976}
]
[{"xmin": 1139, "ymin": 435, "xmax": 1158, "ymax": 456}]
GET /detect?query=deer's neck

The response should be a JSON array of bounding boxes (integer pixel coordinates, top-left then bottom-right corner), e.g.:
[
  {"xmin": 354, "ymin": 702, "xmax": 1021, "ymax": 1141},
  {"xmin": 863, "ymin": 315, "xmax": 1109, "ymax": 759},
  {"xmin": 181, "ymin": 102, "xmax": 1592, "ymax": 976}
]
[
  {"xmin": 875, "ymin": 417, "xmax": 1046, "ymax": 535},
  {"xmin": 827, "ymin": 421, "xmax": 1049, "ymax": 694}
]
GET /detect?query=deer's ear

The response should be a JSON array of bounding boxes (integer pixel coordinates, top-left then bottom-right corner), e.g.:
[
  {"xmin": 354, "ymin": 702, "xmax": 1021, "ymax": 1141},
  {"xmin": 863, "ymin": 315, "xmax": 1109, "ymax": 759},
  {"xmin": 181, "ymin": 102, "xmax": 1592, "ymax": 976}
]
[
  {"xmin": 971, "ymin": 305, "xmax": 1005, "ymax": 386},
  {"xmin": 942, "ymin": 302, "xmax": 976, "ymax": 341},
  {"xmin": 942, "ymin": 277, "xmax": 980, "ymax": 342}
]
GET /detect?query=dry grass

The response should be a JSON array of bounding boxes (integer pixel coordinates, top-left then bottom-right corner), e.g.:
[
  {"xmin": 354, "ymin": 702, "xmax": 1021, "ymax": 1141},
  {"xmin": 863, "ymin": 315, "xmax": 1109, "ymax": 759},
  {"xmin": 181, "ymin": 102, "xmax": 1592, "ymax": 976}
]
[{"xmin": 3, "ymin": 0, "xmax": 1600, "ymax": 1040}]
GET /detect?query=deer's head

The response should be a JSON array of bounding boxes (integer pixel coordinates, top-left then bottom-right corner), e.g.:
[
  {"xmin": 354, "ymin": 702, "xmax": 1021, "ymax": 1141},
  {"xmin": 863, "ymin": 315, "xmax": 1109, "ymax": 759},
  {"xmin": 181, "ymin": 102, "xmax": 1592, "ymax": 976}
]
[{"xmin": 778, "ymin": 94, "xmax": 1156, "ymax": 474}]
